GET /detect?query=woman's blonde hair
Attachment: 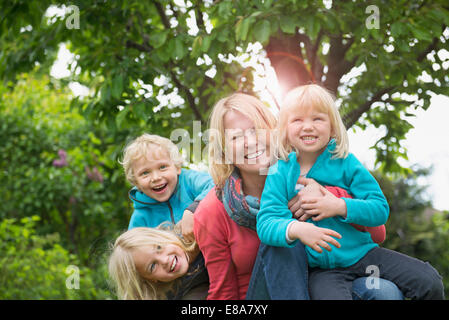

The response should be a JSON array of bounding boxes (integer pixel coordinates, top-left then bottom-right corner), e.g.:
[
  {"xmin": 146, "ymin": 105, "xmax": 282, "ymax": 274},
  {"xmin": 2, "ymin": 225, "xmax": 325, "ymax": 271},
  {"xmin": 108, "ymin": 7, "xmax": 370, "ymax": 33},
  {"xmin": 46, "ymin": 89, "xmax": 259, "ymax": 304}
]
[
  {"xmin": 277, "ymin": 84, "xmax": 349, "ymax": 160},
  {"xmin": 208, "ymin": 93, "xmax": 277, "ymax": 188},
  {"xmin": 108, "ymin": 225, "xmax": 196, "ymax": 300},
  {"xmin": 120, "ymin": 133, "xmax": 184, "ymax": 186}
]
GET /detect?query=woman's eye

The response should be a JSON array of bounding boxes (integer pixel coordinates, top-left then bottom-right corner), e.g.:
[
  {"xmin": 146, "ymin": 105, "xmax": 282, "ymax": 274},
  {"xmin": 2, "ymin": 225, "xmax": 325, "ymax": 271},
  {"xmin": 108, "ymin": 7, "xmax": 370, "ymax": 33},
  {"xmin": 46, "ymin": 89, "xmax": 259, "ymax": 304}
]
[
  {"xmin": 149, "ymin": 262, "xmax": 156, "ymax": 273},
  {"xmin": 160, "ymin": 165, "xmax": 167, "ymax": 170}
]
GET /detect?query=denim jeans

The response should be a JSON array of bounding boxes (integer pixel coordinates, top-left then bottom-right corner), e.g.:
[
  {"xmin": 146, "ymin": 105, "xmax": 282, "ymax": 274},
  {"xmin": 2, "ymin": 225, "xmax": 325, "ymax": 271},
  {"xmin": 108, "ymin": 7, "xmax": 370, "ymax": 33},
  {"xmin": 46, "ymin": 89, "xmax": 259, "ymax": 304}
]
[
  {"xmin": 309, "ymin": 247, "xmax": 444, "ymax": 300},
  {"xmin": 246, "ymin": 243, "xmax": 405, "ymax": 300},
  {"xmin": 352, "ymin": 277, "xmax": 403, "ymax": 300}
]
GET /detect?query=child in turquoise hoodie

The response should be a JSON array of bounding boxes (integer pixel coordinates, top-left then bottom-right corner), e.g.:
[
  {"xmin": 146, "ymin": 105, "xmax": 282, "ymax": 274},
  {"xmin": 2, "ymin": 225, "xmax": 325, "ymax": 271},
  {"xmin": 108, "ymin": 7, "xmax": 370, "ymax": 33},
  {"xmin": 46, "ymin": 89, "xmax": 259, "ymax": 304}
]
[
  {"xmin": 121, "ymin": 133, "xmax": 214, "ymax": 241},
  {"xmin": 257, "ymin": 85, "xmax": 444, "ymax": 299}
]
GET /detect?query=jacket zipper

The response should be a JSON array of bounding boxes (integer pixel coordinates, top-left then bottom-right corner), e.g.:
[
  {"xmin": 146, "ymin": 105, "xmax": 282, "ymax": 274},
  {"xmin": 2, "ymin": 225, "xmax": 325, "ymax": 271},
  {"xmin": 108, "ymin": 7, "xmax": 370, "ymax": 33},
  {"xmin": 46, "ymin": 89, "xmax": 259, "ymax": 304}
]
[{"xmin": 168, "ymin": 202, "xmax": 175, "ymax": 224}]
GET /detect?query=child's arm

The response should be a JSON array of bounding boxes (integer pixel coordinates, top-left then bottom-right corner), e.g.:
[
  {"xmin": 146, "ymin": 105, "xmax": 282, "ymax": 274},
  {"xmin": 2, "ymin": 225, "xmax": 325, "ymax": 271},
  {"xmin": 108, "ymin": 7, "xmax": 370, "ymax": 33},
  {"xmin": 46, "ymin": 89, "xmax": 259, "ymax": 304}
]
[
  {"xmin": 296, "ymin": 177, "xmax": 386, "ymax": 244},
  {"xmin": 257, "ymin": 163, "xmax": 342, "ymax": 250},
  {"xmin": 185, "ymin": 169, "xmax": 215, "ymax": 205},
  {"xmin": 297, "ymin": 155, "xmax": 389, "ymax": 227},
  {"xmin": 340, "ymin": 154, "xmax": 390, "ymax": 227}
]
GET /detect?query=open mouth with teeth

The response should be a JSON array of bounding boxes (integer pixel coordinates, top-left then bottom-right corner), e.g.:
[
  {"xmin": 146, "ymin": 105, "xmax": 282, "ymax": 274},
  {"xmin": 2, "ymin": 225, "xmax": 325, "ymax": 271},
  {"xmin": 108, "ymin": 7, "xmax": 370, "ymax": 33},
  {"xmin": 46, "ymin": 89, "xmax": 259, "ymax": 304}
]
[
  {"xmin": 170, "ymin": 256, "xmax": 177, "ymax": 272},
  {"xmin": 301, "ymin": 136, "xmax": 318, "ymax": 144},
  {"xmin": 245, "ymin": 149, "xmax": 265, "ymax": 160},
  {"xmin": 152, "ymin": 183, "xmax": 168, "ymax": 194}
]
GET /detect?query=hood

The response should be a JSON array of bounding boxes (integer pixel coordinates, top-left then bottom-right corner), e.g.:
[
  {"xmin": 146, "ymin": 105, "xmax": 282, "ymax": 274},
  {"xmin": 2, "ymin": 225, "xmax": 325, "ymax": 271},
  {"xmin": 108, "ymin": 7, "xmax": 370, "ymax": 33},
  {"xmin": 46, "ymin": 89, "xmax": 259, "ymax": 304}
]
[
  {"xmin": 128, "ymin": 178, "xmax": 181, "ymax": 209},
  {"xmin": 129, "ymin": 187, "xmax": 161, "ymax": 209}
]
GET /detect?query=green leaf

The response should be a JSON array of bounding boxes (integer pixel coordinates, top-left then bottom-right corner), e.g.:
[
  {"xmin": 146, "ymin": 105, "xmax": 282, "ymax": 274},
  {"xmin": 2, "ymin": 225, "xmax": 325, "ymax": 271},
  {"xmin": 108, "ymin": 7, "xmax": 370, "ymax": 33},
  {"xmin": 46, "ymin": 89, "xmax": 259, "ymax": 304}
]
[
  {"xmin": 111, "ymin": 74, "xmax": 123, "ymax": 100},
  {"xmin": 115, "ymin": 107, "xmax": 129, "ymax": 127},
  {"xmin": 279, "ymin": 16, "xmax": 296, "ymax": 34},
  {"xmin": 410, "ymin": 25, "xmax": 433, "ymax": 42},
  {"xmin": 253, "ymin": 20, "xmax": 271, "ymax": 45},
  {"xmin": 236, "ymin": 17, "xmax": 251, "ymax": 41},
  {"xmin": 149, "ymin": 30, "xmax": 169, "ymax": 49},
  {"xmin": 391, "ymin": 22, "xmax": 406, "ymax": 37},
  {"xmin": 201, "ymin": 35, "xmax": 212, "ymax": 52},
  {"xmin": 191, "ymin": 36, "xmax": 202, "ymax": 57},
  {"xmin": 132, "ymin": 102, "xmax": 150, "ymax": 120},
  {"xmin": 174, "ymin": 37, "xmax": 185, "ymax": 59}
]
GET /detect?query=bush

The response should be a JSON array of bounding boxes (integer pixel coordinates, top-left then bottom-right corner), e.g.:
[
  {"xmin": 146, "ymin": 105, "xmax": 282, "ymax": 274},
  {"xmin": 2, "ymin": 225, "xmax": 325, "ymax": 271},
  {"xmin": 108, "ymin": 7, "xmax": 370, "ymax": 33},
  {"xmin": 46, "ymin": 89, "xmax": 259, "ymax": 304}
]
[{"xmin": 0, "ymin": 216, "xmax": 113, "ymax": 299}]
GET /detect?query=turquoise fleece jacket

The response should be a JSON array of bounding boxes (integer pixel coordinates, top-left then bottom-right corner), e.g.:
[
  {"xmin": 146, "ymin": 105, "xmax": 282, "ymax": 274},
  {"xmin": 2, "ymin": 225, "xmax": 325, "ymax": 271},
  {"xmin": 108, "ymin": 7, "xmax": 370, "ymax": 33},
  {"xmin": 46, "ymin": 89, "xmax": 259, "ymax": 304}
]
[
  {"xmin": 128, "ymin": 169, "xmax": 215, "ymax": 229},
  {"xmin": 257, "ymin": 140, "xmax": 389, "ymax": 269}
]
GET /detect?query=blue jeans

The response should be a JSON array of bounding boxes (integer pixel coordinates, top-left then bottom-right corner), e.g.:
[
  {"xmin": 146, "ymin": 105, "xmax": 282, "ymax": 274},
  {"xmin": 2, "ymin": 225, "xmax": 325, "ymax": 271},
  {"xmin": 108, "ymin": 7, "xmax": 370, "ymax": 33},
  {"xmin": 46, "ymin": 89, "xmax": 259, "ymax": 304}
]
[
  {"xmin": 246, "ymin": 243, "xmax": 404, "ymax": 300},
  {"xmin": 352, "ymin": 277, "xmax": 403, "ymax": 300}
]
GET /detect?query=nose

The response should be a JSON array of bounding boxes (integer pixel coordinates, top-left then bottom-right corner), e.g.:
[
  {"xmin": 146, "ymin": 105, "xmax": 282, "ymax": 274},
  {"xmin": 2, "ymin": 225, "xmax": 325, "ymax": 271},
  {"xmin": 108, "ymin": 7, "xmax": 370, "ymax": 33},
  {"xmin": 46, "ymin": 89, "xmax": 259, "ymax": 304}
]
[
  {"xmin": 149, "ymin": 170, "xmax": 161, "ymax": 182},
  {"xmin": 302, "ymin": 119, "xmax": 313, "ymax": 130},
  {"xmin": 244, "ymin": 129, "xmax": 258, "ymax": 148}
]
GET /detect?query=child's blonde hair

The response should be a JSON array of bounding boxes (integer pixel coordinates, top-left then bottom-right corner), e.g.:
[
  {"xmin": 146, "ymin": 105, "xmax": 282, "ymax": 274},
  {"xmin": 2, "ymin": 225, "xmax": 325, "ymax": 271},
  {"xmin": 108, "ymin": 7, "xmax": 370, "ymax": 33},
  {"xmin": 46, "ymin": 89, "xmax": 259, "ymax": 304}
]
[
  {"xmin": 277, "ymin": 84, "xmax": 349, "ymax": 160},
  {"xmin": 108, "ymin": 225, "xmax": 197, "ymax": 300},
  {"xmin": 120, "ymin": 133, "xmax": 184, "ymax": 186},
  {"xmin": 208, "ymin": 93, "xmax": 277, "ymax": 188}
]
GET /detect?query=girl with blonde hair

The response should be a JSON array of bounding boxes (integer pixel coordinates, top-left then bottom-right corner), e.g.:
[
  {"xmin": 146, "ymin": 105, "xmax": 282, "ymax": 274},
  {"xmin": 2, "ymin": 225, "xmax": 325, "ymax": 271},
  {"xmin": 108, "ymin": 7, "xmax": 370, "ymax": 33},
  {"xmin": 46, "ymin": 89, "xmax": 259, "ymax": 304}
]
[
  {"xmin": 194, "ymin": 91, "xmax": 400, "ymax": 300},
  {"xmin": 108, "ymin": 225, "xmax": 208, "ymax": 300},
  {"xmin": 257, "ymin": 84, "xmax": 444, "ymax": 300}
]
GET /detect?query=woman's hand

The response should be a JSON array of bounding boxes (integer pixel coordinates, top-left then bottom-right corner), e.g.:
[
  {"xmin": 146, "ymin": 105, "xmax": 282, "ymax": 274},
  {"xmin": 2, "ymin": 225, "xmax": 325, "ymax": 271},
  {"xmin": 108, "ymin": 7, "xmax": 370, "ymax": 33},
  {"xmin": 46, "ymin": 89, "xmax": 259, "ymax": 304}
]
[
  {"xmin": 299, "ymin": 184, "xmax": 347, "ymax": 221},
  {"xmin": 291, "ymin": 176, "xmax": 347, "ymax": 222},
  {"xmin": 289, "ymin": 177, "xmax": 324, "ymax": 221},
  {"xmin": 180, "ymin": 209, "xmax": 195, "ymax": 243}
]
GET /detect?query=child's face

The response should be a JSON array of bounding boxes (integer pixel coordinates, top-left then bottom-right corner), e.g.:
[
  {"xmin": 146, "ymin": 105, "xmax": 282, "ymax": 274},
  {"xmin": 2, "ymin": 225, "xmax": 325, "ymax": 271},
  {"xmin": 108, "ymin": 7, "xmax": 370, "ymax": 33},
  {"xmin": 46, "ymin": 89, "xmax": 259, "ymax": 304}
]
[
  {"xmin": 132, "ymin": 244, "xmax": 189, "ymax": 282},
  {"xmin": 132, "ymin": 148, "xmax": 181, "ymax": 202},
  {"xmin": 223, "ymin": 110, "xmax": 272, "ymax": 176},
  {"xmin": 287, "ymin": 107, "xmax": 333, "ymax": 157}
]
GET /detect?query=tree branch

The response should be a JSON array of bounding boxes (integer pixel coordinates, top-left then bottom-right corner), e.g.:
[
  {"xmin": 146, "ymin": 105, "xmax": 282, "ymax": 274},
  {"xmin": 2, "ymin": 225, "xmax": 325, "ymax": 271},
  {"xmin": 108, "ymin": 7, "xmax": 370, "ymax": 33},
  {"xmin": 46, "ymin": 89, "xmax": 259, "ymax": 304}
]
[
  {"xmin": 193, "ymin": 0, "xmax": 205, "ymax": 30},
  {"xmin": 169, "ymin": 70, "xmax": 204, "ymax": 122},
  {"xmin": 323, "ymin": 35, "xmax": 357, "ymax": 93},
  {"xmin": 154, "ymin": 1, "xmax": 171, "ymax": 29},
  {"xmin": 342, "ymin": 86, "xmax": 395, "ymax": 129},
  {"xmin": 125, "ymin": 40, "xmax": 152, "ymax": 53}
]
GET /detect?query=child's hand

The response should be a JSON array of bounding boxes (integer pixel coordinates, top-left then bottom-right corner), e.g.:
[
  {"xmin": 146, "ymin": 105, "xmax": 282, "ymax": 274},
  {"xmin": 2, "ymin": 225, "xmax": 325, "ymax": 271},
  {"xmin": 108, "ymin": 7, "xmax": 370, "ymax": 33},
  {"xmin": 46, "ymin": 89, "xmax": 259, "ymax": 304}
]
[
  {"xmin": 299, "ymin": 186, "xmax": 347, "ymax": 222},
  {"xmin": 288, "ymin": 221, "xmax": 342, "ymax": 253},
  {"xmin": 181, "ymin": 210, "xmax": 195, "ymax": 243}
]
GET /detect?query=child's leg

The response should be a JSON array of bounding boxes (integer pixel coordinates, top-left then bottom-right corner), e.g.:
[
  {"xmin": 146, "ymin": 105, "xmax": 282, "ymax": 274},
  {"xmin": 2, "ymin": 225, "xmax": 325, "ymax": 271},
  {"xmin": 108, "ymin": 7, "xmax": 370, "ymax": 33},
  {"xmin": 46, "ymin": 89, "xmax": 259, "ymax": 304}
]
[
  {"xmin": 246, "ymin": 243, "xmax": 310, "ymax": 300},
  {"xmin": 356, "ymin": 247, "xmax": 444, "ymax": 300},
  {"xmin": 308, "ymin": 267, "xmax": 356, "ymax": 300}
]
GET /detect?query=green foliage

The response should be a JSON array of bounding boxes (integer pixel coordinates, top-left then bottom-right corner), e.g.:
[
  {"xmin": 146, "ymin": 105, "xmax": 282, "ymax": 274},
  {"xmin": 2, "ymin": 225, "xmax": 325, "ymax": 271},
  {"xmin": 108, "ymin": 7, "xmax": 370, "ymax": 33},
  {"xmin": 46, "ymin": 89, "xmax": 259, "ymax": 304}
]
[
  {"xmin": 1, "ymin": 0, "xmax": 448, "ymax": 175},
  {"xmin": 0, "ymin": 216, "xmax": 113, "ymax": 299},
  {"xmin": 375, "ymin": 168, "xmax": 449, "ymax": 297},
  {"xmin": 0, "ymin": 72, "xmax": 129, "ymax": 270}
]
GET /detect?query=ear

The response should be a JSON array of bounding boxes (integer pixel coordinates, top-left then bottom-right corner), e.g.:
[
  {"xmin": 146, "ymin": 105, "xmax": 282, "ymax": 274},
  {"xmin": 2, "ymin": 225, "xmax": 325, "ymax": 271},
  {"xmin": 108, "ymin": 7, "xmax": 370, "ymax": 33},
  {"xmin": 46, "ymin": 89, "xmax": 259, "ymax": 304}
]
[{"xmin": 177, "ymin": 166, "xmax": 182, "ymax": 175}]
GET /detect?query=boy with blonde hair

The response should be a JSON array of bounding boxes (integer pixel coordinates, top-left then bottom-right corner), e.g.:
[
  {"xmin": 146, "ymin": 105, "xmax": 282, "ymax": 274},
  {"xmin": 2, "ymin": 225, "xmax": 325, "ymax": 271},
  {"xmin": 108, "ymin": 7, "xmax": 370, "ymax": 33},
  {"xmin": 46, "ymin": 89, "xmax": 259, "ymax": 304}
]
[{"xmin": 121, "ymin": 133, "xmax": 214, "ymax": 241}]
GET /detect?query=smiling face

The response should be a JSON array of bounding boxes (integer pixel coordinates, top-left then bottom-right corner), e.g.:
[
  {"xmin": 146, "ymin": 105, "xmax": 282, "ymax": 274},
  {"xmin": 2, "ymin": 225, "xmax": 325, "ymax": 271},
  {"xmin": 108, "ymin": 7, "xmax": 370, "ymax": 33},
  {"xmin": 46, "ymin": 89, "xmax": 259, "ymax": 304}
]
[
  {"xmin": 223, "ymin": 110, "xmax": 272, "ymax": 176},
  {"xmin": 132, "ymin": 147, "xmax": 181, "ymax": 202},
  {"xmin": 132, "ymin": 244, "xmax": 189, "ymax": 282},
  {"xmin": 287, "ymin": 106, "xmax": 333, "ymax": 158}
]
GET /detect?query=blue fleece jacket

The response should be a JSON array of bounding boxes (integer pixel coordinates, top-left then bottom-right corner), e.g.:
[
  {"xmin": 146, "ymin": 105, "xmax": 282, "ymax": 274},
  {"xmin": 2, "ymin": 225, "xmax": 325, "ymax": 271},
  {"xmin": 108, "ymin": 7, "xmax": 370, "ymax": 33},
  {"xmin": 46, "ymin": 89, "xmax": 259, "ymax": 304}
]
[
  {"xmin": 257, "ymin": 140, "xmax": 389, "ymax": 269},
  {"xmin": 128, "ymin": 168, "xmax": 215, "ymax": 229}
]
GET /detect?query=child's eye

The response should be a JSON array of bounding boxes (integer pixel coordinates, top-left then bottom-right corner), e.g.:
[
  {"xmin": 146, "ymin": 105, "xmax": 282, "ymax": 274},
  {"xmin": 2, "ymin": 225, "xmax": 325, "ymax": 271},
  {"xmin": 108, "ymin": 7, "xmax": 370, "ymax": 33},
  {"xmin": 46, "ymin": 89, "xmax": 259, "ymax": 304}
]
[
  {"xmin": 160, "ymin": 165, "xmax": 167, "ymax": 170},
  {"xmin": 141, "ymin": 171, "xmax": 150, "ymax": 176},
  {"xmin": 148, "ymin": 262, "xmax": 156, "ymax": 273}
]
